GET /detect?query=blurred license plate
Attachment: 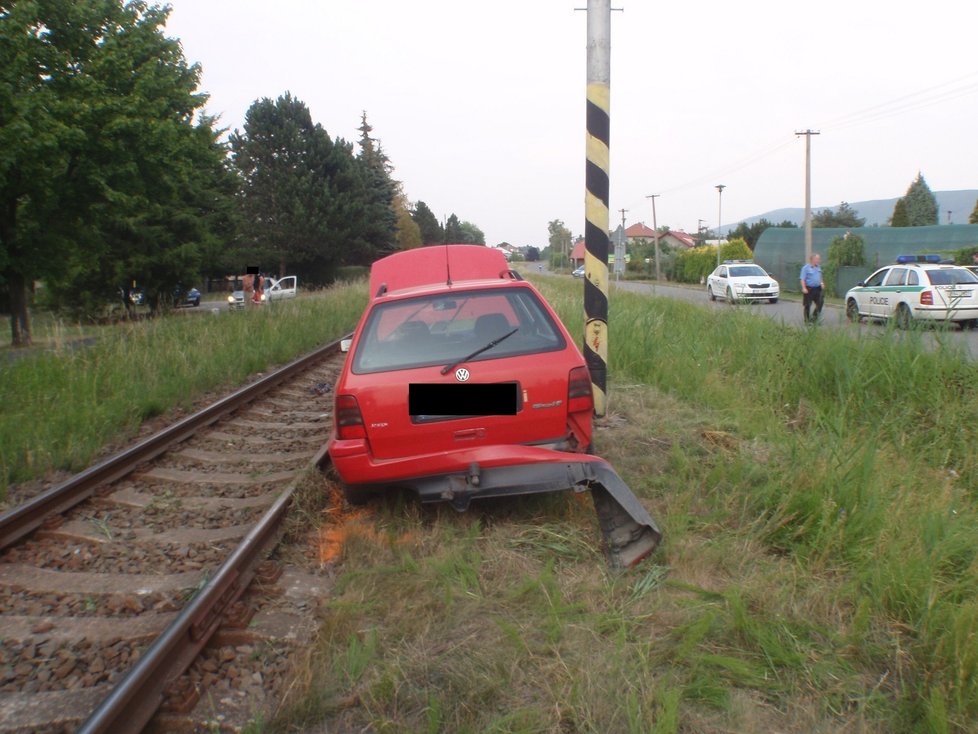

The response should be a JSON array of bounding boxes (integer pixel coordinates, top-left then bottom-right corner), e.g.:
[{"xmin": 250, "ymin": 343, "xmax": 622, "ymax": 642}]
[{"xmin": 949, "ymin": 290, "xmax": 973, "ymax": 297}]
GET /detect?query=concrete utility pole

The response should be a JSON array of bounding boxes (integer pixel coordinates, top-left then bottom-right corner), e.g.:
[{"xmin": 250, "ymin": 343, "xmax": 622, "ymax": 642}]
[
  {"xmin": 715, "ymin": 184, "xmax": 726, "ymax": 267},
  {"xmin": 646, "ymin": 195, "xmax": 661, "ymax": 281},
  {"xmin": 583, "ymin": 0, "xmax": 612, "ymax": 416},
  {"xmin": 796, "ymin": 130, "xmax": 820, "ymax": 261}
]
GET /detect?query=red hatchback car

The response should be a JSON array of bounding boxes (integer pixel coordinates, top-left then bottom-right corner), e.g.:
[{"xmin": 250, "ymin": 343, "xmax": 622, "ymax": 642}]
[{"xmin": 327, "ymin": 245, "xmax": 659, "ymax": 567}]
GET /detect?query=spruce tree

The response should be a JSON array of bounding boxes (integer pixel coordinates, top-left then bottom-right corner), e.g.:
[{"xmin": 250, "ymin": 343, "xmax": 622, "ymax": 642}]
[
  {"xmin": 411, "ymin": 201, "xmax": 443, "ymax": 245},
  {"xmin": 355, "ymin": 112, "xmax": 398, "ymax": 262},
  {"xmin": 891, "ymin": 173, "xmax": 938, "ymax": 227}
]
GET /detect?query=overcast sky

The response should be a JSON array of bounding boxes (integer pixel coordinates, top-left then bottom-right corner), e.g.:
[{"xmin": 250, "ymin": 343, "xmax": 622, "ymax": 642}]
[{"xmin": 164, "ymin": 0, "xmax": 978, "ymax": 247}]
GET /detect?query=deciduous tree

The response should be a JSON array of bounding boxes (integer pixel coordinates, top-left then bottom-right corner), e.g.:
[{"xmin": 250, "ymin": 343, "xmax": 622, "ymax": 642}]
[
  {"xmin": 812, "ymin": 202, "xmax": 866, "ymax": 228},
  {"xmin": 457, "ymin": 221, "xmax": 486, "ymax": 245},
  {"xmin": 725, "ymin": 218, "xmax": 798, "ymax": 249},
  {"xmin": 824, "ymin": 232, "xmax": 866, "ymax": 297},
  {"xmin": 394, "ymin": 193, "xmax": 422, "ymax": 249},
  {"xmin": 1, "ymin": 0, "xmax": 232, "ymax": 341},
  {"xmin": 547, "ymin": 219, "xmax": 572, "ymax": 268}
]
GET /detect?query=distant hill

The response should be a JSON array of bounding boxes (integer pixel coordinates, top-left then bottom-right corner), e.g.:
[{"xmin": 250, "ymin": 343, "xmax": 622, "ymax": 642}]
[{"xmin": 730, "ymin": 189, "xmax": 978, "ymax": 231}]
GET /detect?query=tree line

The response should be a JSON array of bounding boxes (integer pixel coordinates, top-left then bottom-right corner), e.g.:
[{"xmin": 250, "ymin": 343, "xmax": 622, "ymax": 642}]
[{"xmin": 0, "ymin": 1, "xmax": 483, "ymax": 346}]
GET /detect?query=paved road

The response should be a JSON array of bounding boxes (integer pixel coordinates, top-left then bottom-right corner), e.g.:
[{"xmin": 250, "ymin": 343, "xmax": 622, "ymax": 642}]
[{"xmin": 611, "ymin": 279, "xmax": 978, "ymax": 358}]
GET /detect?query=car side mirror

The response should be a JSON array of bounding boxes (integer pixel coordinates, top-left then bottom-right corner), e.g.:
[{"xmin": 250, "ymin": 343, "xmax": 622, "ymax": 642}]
[
  {"xmin": 857, "ymin": 281, "xmax": 865, "ymax": 287},
  {"xmin": 340, "ymin": 338, "xmax": 352, "ymax": 353}
]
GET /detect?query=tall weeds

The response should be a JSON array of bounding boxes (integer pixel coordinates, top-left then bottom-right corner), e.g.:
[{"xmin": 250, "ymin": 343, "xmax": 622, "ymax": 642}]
[
  {"xmin": 0, "ymin": 283, "xmax": 367, "ymax": 494},
  {"xmin": 537, "ymin": 278, "xmax": 978, "ymax": 730}
]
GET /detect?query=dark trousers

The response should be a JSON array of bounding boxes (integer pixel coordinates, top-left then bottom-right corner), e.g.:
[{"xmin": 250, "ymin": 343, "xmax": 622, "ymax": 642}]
[{"xmin": 803, "ymin": 286, "xmax": 823, "ymax": 323}]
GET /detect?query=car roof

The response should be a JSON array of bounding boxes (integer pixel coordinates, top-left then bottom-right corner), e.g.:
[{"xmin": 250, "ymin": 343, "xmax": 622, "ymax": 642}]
[
  {"xmin": 369, "ymin": 277, "xmax": 531, "ymax": 303},
  {"xmin": 882, "ymin": 264, "xmax": 964, "ymax": 270},
  {"xmin": 369, "ymin": 245, "xmax": 513, "ymax": 298}
]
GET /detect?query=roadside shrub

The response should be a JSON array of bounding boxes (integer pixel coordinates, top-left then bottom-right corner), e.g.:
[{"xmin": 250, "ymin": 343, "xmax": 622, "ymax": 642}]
[
  {"xmin": 672, "ymin": 239, "xmax": 752, "ymax": 283},
  {"xmin": 824, "ymin": 233, "xmax": 866, "ymax": 297},
  {"xmin": 953, "ymin": 246, "xmax": 978, "ymax": 265}
]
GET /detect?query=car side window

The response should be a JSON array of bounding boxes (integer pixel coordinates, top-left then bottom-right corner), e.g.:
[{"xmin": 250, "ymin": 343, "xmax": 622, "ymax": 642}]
[
  {"xmin": 907, "ymin": 270, "xmax": 919, "ymax": 286},
  {"xmin": 864, "ymin": 269, "xmax": 888, "ymax": 287},
  {"xmin": 884, "ymin": 268, "xmax": 908, "ymax": 287}
]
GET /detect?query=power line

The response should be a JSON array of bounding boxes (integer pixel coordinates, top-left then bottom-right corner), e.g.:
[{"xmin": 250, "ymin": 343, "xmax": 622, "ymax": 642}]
[
  {"xmin": 616, "ymin": 71, "xmax": 978, "ymax": 229},
  {"xmin": 816, "ymin": 70, "xmax": 978, "ymax": 131}
]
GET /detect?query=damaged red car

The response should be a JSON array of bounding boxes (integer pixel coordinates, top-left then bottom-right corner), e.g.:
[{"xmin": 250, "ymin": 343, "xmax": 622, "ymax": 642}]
[{"xmin": 326, "ymin": 245, "xmax": 660, "ymax": 567}]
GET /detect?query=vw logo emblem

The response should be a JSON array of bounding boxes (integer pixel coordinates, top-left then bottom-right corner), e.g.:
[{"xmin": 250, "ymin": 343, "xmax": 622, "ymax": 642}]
[{"xmin": 455, "ymin": 368, "xmax": 470, "ymax": 382}]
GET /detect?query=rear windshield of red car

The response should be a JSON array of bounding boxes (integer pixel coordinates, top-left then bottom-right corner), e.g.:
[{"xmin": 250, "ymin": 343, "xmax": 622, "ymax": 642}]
[{"xmin": 351, "ymin": 287, "xmax": 567, "ymax": 374}]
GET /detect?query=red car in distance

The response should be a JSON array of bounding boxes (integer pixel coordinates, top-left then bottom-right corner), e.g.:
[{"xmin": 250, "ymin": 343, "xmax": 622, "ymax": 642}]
[{"xmin": 326, "ymin": 245, "xmax": 660, "ymax": 567}]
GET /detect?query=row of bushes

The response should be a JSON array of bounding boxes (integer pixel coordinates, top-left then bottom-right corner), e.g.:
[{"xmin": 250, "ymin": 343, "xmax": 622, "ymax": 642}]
[{"xmin": 670, "ymin": 239, "xmax": 753, "ymax": 283}]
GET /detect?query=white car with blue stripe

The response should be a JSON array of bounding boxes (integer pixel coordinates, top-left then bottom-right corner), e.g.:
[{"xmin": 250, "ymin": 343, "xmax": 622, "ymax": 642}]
[{"xmin": 845, "ymin": 255, "xmax": 978, "ymax": 328}]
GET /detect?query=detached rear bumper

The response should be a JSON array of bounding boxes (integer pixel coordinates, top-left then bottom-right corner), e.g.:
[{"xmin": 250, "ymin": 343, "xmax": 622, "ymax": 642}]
[{"xmin": 327, "ymin": 442, "xmax": 662, "ymax": 568}]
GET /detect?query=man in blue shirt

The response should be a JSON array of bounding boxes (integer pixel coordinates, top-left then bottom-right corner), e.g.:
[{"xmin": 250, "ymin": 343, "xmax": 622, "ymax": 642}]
[{"xmin": 800, "ymin": 253, "xmax": 823, "ymax": 324}]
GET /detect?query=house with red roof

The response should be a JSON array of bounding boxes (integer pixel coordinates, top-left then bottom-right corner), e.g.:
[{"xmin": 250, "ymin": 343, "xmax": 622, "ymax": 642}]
[
  {"xmin": 624, "ymin": 223, "xmax": 657, "ymax": 241},
  {"xmin": 570, "ymin": 238, "xmax": 586, "ymax": 266},
  {"xmin": 624, "ymin": 223, "xmax": 697, "ymax": 250}
]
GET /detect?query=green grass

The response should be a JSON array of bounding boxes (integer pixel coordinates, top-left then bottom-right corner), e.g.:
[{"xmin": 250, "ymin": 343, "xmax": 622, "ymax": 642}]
[
  {"xmin": 260, "ymin": 276, "xmax": 978, "ymax": 733},
  {"xmin": 0, "ymin": 283, "xmax": 367, "ymax": 495},
  {"xmin": 11, "ymin": 270, "xmax": 978, "ymax": 731}
]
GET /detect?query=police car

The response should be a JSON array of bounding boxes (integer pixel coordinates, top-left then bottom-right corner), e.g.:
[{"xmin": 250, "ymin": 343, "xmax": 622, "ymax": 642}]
[
  {"xmin": 706, "ymin": 260, "xmax": 779, "ymax": 304},
  {"xmin": 845, "ymin": 255, "xmax": 978, "ymax": 328}
]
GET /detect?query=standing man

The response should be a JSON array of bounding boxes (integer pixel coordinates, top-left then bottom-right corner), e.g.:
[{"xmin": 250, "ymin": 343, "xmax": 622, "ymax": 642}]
[{"xmin": 800, "ymin": 253, "xmax": 823, "ymax": 324}]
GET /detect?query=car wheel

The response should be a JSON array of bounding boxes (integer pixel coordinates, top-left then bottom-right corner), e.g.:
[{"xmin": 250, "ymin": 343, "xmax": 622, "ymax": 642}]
[
  {"xmin": 726, "ymin": 288, "xmax": 735, "ymax": 305},
  {"xmin": 708, "ymin": 286, "xmax": 715, "ymax": 301},
  {"xmin": 846, "ymin": 298, "xmax": 861, "ymax": 323},
  {"xmin": 193, "ymin": 298, "xmax": 200, "ymax": 307},
  {"xmin": 895, "ymin": 303, "xmax": 913, "ymax": 330},
  {"xmin": 769, "ymin": 297, "xmax": 778, "ymax": 304}
]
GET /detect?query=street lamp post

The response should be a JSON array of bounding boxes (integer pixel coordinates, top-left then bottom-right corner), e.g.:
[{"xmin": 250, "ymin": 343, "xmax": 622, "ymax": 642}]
[
  {"xmin": 715, "ymin": 184, "xmax": 726, "ymax": 267},
  {"xmin": 646, "ymin": 194, "xmax": 661, "ymax": 282}
]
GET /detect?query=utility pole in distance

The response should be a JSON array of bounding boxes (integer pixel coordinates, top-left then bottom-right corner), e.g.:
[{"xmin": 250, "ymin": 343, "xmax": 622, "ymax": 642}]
[
  {"xmin": 715, "ymin": 184, "xmax": 726, "ymax": 268},
  {"xmin": 796, "ymin": 129, "xmax": 820, "ymax": 262},
  {"xmin": 616, "ymin": 208, "xmax": 627, "ymax": 280},
  {"xmin": 646, "ymin": 195, "xmax": 661, "ymax": 281}
]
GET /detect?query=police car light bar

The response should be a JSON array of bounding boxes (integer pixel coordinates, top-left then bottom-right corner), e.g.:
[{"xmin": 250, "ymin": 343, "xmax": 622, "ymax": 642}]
[{"xmin": 896, "ymin": 254, "xmax": 941, "ymax": 264}]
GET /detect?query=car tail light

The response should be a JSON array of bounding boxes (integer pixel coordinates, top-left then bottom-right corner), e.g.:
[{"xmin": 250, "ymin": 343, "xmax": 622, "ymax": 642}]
[
  {"xmin": 568, "ymin": 366, "xmax": 594, "ymax": 414},
  {"xmin": 335, "ymin": 395, "xmax": 366, "ymax": 439},
  {"xmin": 920, "ymin": 290, "xmax": 934, "ymax": 306}
]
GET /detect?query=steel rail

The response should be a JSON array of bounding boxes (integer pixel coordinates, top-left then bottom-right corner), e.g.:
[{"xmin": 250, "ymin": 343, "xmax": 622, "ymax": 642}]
[
  {"xmin": 77, "ymin": 478, "xmax": 299, "ymax": 734},
  {"xmin": 0, "ymin": 335, "xmax": 346, "ymax": 551}
]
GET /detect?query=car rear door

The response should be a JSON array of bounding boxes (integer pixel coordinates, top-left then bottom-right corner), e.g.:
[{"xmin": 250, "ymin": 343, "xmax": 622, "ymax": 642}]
[{"xmin": 879, "ymin": 267, "xmax": 908, "ymax": 319}]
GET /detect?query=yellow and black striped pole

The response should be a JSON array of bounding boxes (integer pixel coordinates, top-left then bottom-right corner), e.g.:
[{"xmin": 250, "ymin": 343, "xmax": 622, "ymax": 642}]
[{"xmin": 584, "ymin": 0, "xmax": 611, "ymax": 416}]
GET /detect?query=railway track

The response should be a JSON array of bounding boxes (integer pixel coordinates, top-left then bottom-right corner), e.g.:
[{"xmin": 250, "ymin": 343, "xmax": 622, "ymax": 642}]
[{"xmin": 0, "ymin": 337, "xmax": 348, "ymax": 733}]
